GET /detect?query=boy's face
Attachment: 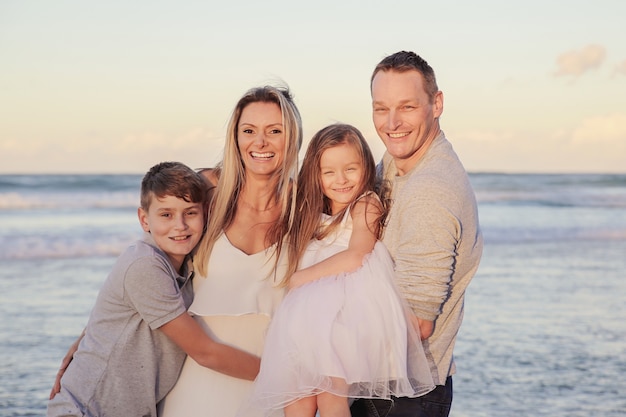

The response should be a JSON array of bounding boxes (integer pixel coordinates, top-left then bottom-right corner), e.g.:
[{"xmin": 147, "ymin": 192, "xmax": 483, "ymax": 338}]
[{"xmin": 138, "ymin": 194, "xmax": 205, "ymax": 272}]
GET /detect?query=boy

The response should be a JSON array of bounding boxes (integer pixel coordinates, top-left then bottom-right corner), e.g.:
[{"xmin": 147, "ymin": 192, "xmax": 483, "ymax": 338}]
[{"xmin": 48, "ymin": 161, "xmax": 260, "ymax": 417}]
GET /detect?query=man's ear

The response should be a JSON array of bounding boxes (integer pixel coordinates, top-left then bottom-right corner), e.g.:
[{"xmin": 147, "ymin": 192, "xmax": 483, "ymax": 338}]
[{"xmin": 433, "ymin": 90, "xmax": 444, "ymax": 118}]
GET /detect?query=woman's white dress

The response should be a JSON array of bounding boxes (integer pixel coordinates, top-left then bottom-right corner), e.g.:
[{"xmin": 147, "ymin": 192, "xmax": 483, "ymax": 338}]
[
  {"xmin": 158, "ymin": 233, "xmax": 286, "ymax": 417},
  {"xmin": 246, "ymin": 208, "xmax": 435, "ymax": 415}
]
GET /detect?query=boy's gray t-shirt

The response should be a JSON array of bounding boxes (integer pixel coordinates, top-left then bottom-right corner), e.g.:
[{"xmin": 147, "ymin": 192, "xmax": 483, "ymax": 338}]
[{"xmin": 51, "ymin": 233, "xmax": 194, "ymax": 417}]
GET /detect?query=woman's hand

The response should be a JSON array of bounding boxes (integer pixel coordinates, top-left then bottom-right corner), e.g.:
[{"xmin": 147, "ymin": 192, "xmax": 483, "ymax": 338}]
[{"xmin": 49, "ymin": 330, "xmax": 84, "ymax": 399}]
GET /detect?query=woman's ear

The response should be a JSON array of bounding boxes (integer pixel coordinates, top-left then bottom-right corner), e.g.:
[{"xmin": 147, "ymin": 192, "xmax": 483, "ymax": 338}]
[{"xmin": 137, "ymin": 207, "xmax": 150, "ymax": 232}]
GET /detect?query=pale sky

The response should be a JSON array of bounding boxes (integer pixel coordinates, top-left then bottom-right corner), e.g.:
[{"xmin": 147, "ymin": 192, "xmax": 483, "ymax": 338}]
[{"xmin": 1, "ymin": 0, "xmax": 625, "ymax": 174}]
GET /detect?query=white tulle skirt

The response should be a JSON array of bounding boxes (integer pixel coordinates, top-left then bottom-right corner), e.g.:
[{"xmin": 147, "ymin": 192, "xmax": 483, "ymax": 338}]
[{"xmin": 245, "ymin": 242, "xmax": 434, "ymax": 415}]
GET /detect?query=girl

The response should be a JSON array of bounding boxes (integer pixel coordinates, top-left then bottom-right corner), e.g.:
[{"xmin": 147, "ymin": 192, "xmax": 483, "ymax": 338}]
[{"xmin": 247, "ymin": 124, "xmax": 434, "ymax": 417}]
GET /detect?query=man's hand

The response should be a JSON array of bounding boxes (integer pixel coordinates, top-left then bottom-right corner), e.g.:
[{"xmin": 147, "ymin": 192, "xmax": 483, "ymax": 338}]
[{"xmin": 409, "ymin": 314, "xmax": 434, "ymax": 340}]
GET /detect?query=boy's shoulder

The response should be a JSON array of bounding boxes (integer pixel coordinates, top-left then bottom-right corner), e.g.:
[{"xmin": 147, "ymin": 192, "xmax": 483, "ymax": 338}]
[{"xmin": 111, "ymin": 235, "xmax": 174, "ymax": 277}]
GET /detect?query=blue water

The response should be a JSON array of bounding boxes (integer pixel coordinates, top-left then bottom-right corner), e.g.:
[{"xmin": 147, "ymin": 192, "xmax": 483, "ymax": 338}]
[{"xmin": 1, "ymin": 173, "xmax": 625, "ymax": 416}]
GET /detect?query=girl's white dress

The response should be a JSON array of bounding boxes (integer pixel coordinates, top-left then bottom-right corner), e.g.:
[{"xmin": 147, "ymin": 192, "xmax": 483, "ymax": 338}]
[
  {"xmin": 158, "ymin": 233, "xmax": 286, "ymax": 417},
  {"xmin": 246, "ymin": 206, "xmax": 435, "ymax": 415}
]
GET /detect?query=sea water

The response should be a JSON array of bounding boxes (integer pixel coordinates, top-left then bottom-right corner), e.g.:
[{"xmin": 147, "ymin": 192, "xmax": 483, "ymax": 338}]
[{"xmin": 0, "ymin": 173, "xmax": 625, "ymax": 416}]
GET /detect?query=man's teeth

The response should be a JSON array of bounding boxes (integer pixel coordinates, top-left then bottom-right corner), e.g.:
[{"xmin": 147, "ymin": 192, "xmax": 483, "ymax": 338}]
[{"xmin": 389, "ymin": 133, "xmax": 409, "ymax": 138}]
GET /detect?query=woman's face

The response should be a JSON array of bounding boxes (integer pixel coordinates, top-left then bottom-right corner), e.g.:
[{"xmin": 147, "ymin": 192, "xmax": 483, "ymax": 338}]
[{"xmin": 237, "ymin": 101, "xmax": 286, "ymax": 178}]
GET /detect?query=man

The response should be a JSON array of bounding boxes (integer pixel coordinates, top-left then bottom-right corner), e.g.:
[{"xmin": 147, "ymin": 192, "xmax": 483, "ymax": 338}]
[{"xmin": 351, "ymin": 51, "xmax": 483, "ymax": 417}]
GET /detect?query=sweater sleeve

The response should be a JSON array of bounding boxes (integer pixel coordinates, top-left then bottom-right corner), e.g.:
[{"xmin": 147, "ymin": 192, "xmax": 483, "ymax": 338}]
[{"xmin": 392, "ymin": 181, "xmax": 461, "ymax": 321}]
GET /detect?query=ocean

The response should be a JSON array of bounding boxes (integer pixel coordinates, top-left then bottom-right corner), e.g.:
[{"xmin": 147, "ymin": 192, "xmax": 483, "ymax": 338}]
[{"xmin": 1, "ymin": 173, "xmax": 625, "ymax": 416}]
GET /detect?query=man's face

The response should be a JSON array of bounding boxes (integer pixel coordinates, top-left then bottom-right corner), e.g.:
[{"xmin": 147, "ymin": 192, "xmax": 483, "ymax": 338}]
[{"xmin": 371, "ymin": 69, "xmax": 443, "ymax": 174}]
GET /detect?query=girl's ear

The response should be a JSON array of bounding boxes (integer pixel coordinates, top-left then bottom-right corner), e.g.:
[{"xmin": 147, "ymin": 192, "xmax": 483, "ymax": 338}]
[{"xmin": 138, "ymin": 207, "xmax": 150, "ymax": 232}]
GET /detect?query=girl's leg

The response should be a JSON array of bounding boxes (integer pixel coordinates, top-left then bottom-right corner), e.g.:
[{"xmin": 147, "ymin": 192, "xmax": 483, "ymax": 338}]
[
  {"xmin": 317, "ymin": 377, "xmax": 350, "ymax": 417},
  {"xmin": 316, "ymin": 392, "xmax": 350, "ymax": 417},
  {"xmin": 284, "ymin": 396, "xmax": 317, "ymax": 417}
]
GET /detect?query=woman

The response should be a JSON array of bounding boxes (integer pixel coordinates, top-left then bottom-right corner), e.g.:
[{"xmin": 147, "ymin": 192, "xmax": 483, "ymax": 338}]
[{"xmin": 158, "ymin": 85, "xmax": 302, "ymax": 416}]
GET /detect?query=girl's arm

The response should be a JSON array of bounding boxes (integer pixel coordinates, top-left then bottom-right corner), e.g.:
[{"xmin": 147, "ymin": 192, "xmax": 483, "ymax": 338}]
[{"xmin": 289, "ymin": 195, "xmax": 382, "ymax": 290}]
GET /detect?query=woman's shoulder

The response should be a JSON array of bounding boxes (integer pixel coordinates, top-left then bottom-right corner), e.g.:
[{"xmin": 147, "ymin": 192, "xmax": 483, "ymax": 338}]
[{"xmin": 198, "ymin": 167, "xmax": 219, "ymax": 187}]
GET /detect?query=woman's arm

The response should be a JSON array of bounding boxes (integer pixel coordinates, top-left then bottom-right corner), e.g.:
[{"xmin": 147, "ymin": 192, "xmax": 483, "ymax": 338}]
[
  {"xmin": 49, "ymin": 328, "xmax": 85, "ymax": 399},
  {"xmin": 289, "ymin": 196, "xmax": 382, "ymax": 290}
]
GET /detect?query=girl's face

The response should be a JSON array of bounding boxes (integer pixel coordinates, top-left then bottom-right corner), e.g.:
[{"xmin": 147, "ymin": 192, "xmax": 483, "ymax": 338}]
[
  {"xmin": 319, "ymin": 142, "xmax": 364, "ymax": 215},
  {"xmin": 237, "ymin": 101, "xmax": 286, "ymax": 179}
]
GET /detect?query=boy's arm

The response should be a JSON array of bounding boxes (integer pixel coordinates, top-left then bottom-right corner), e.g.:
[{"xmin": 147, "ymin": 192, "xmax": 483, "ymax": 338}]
[
  {"xmin": 49, "ymin": 328, "xmax": 85, "ymax": 399},
  {"xmin": 159, "ymin": 312, "xmax": 260, "ymax": 380},
  {"xmin": 289, "ymin": 197, "xmax": 380, "ymax": 290}
]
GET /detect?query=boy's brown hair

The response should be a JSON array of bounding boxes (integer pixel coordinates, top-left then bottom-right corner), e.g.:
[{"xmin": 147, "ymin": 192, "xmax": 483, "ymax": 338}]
[{"xmin": 140, "ymin": 161, "xmax": 208, "ymax": 211}]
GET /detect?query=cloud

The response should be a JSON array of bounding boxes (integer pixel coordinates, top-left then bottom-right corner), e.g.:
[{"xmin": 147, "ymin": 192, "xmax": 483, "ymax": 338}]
[
  {"xmin": 570, "ymin": 112, "xmax": 626, "ymax": 145},
  {"xmin": 0, "ymin": 128, "xmax": 226, "ymax": 173},
  {"xmin": 448, "ymin": 115, "xmax": 626, "ymax": 173},
  {"xmin": 554, "ymin": 44, "xmax": 606, "ymax": 77},
  {"xmin": 613, "ymin": 59, "xmax": 626, "ymax": 77}
]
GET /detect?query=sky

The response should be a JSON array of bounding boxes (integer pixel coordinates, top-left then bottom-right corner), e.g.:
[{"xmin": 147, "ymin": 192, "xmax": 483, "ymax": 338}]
[{"xmin": 1, "ymin": 0, "xmax": 625, "ymax": 174}]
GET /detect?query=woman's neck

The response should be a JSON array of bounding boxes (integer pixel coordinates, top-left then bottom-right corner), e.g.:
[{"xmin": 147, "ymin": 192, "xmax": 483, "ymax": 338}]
[{"xmin": 238, "ymin": 178, "xmax": 278, "ymax": 212}]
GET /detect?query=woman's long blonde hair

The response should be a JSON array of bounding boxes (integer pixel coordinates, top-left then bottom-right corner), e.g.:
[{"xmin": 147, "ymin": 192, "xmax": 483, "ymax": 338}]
[{"xmin": 195, "ymin": 85, "xmax": 302, "ymax": 278}]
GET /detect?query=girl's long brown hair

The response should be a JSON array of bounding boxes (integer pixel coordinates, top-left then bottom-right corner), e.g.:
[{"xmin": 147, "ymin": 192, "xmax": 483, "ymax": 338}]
[{"xmin": 282, "ymin": 123, "xmax": 389, "ymax": 286}]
